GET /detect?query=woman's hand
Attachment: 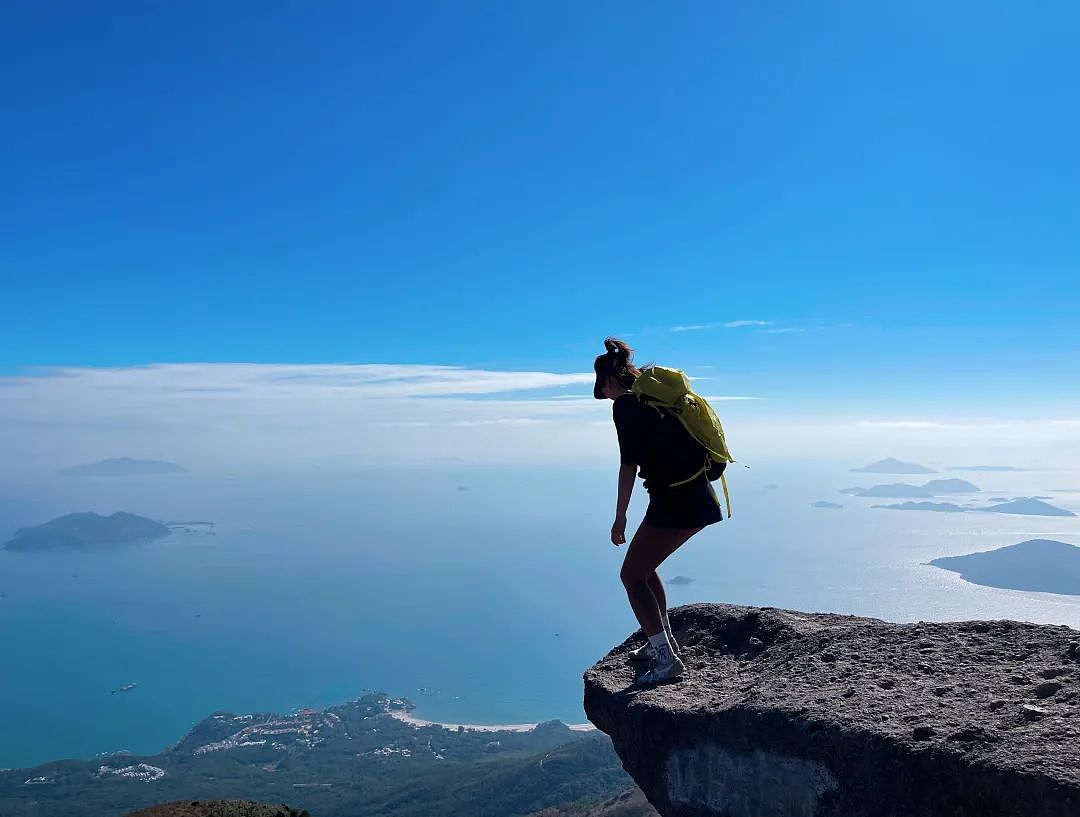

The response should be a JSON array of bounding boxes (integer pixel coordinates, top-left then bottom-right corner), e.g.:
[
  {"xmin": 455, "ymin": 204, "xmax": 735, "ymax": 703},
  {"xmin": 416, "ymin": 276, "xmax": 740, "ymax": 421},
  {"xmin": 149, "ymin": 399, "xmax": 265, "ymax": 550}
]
[
  {"xmin": 611, "ymin": 514, "xmax": 627, "ymax": 546},
  {"xmin": 613, "ymin": 464, "xmax": 635, "ymax": 546}
]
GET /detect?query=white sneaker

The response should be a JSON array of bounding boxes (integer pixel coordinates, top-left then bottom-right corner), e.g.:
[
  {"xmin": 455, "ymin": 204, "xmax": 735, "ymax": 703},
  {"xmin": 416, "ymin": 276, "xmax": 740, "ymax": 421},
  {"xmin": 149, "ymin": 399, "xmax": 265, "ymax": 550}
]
[
  {"xmin": 636, "ymin": 653, "xmax": 686, "ymax": 685},
  {"xmin": 627, "ymin": 642, "xmax": 652, "ymax": 662},
  {"xmin": 627, "ymin": 634, "xmax": 681, "ymax": 662}
]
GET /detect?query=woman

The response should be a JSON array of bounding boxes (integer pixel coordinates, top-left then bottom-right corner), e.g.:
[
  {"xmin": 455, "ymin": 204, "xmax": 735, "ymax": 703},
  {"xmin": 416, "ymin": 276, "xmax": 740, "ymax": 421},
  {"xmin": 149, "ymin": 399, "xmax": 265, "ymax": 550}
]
[{"xmin": 594, "ymin": 337, "xmax": 725, "ymax": 684}]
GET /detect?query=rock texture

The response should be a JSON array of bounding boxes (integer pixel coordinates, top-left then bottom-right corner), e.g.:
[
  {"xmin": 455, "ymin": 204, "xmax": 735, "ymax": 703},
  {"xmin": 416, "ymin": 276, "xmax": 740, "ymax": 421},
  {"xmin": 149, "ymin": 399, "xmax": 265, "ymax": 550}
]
[{"xmin": 584, "ymin": 603, "xmax": 1080, "ymax": 817}]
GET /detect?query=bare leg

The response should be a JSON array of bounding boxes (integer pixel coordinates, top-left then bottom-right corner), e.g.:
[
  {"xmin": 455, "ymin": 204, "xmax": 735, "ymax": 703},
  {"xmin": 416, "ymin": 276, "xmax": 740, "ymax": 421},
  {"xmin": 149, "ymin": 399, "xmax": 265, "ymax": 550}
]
[
  {"xmin": 645, "ymin": 571, "xmax": 668, "ymax": 621},
  {"xmin": 620, "ymin": 523, "xmax": 701, "ymax": 637}
]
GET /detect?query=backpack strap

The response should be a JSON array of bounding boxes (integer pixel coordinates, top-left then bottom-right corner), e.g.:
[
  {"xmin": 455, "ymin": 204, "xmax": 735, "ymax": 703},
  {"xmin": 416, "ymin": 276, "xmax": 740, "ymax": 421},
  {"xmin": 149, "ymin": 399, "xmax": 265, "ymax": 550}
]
[
  {"xmin": 668, "ymin": 461, "xmax": 708, "ymax": 488},
  {"xmin": 668, "ymin": 456, "xmax": 734, "ymax": 518},
  {"xmin": 640, "ymin": 396, "xmax": 667, "ymax": 419}
]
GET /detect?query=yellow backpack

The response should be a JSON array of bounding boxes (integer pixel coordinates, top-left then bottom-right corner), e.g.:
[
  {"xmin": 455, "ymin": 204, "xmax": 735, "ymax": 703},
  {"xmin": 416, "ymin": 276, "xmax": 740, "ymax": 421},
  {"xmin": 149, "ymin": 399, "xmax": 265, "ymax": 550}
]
[{"xmin": 631, "ymin": 365, "xmax": 736, "ymax": 516}]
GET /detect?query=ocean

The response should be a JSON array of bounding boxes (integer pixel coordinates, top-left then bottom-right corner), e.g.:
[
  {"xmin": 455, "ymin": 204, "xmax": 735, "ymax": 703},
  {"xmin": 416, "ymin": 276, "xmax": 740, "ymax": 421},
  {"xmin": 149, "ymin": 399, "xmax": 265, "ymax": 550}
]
[{"xmin": 2, "ymin": 463, "xmax": 1080, "ymax": 769}]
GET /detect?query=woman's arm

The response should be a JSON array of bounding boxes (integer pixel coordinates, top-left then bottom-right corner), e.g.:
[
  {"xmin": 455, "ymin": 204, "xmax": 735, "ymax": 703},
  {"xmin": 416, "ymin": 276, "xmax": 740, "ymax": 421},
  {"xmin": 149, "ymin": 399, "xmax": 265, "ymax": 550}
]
[{"xmin": 611, "ymin": 463, "xmax": 637, "ymax": 545}]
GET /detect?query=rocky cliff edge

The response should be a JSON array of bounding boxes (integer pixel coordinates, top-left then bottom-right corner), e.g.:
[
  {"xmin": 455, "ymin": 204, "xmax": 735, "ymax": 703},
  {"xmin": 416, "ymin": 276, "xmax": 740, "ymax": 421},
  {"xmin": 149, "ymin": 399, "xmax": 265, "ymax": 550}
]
[{"xmin": 583, "ymin": 603, "xmax": 1080, "ymax": 817}]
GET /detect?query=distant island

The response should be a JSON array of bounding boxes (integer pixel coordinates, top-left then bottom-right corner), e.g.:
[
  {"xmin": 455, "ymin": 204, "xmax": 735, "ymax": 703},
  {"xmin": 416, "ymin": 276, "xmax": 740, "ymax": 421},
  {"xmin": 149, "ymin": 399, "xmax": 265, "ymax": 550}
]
[
  {"xmin": 929, "ymin": 539, "xmax": 1080, "ymax": 595},
  {"xmin": 872, "ymin": 502, "xmax": 966, "ymax": 513},
  {"xmin": 4, "ymin": 512, "xmax": 172, "ymax": 551},
  {"xmin": 811, "ymin": 501, "xmax": 843, "ymax": 509},
  {"xmin": 871, "ymin": 498, "xmax": 1075, "ymax": 517},
  {"xmin": 980, "ymin": 498, "xmax": 1075, "ymax": 517},
  {"xmin": 667, "ymin": 575, "xmax": 694, "ymax": 585},
  {"xmin": 850, "ymin": 458, "xmax": 935, "ymax": 475},
  {"xmin": 842, "ymin": 478, "xmax": 979, "ymax": 498},
  {"xmin": 842, "ymin": 483, "xmax": 934, "ymax": 498},
  {"xmin": 923, "ymin": 479, "xmax": 980, "ymax": 494},
  {"xmin": 58, "ymin": 458, "xmax": 186, "ymax": 477},
  {"xmin": 948, "ymin": 465, "xmax": 1030, "ymax": 472}
]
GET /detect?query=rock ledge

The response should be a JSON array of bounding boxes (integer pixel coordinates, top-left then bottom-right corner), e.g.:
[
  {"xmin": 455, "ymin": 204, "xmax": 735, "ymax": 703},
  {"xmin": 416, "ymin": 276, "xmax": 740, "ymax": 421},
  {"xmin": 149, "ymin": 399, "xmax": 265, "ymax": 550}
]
[{"xmin": 584, "ymin": 603, "xmax": 1080, "ymax": 817}]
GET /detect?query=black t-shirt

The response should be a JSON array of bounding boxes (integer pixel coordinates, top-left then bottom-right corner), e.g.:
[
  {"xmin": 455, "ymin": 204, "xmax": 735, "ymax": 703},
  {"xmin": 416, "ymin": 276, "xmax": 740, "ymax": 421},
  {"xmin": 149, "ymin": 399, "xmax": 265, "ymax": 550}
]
[{"xmin": 612, "ymin": 394, "xmax": 708, "ymax": 492}]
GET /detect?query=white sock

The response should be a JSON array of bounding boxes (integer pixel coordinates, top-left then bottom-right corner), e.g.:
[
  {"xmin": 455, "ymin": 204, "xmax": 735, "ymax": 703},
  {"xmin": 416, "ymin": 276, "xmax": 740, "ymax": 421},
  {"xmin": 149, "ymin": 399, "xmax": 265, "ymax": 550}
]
[{"xmin": 648, "ymin": 631, "xmax": 675, "ymax": 666}]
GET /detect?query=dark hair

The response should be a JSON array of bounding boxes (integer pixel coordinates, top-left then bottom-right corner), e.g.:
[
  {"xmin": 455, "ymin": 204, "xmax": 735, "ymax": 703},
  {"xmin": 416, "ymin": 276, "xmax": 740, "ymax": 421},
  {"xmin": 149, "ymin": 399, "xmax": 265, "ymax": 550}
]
[{"xmin": 593, "ymin": 337, "xmax": 641, "ymax": 399}]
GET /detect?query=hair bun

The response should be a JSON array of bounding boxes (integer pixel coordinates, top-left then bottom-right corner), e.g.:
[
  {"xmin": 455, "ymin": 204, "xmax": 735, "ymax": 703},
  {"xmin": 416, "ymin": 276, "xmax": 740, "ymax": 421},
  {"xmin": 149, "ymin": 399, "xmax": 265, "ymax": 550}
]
[{"xmin": 603, "ymin": 337, "xmax": 632, "ymax": 360}]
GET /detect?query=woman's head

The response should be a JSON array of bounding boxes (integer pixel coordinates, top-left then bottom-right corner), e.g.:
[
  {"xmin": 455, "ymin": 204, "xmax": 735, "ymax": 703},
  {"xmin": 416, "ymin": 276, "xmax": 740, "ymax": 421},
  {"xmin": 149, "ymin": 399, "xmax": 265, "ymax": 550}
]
[{"xmin": 593, "ymin": 337, "xmax": 641, "ymax": 399}]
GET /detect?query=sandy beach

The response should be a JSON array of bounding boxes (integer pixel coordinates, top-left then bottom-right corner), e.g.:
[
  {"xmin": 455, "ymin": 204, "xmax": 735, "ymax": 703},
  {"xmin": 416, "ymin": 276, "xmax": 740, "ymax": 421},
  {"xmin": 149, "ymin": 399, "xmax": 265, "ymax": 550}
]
[{"xmin": 389, "ymin": 710, "xmax": 596, "ymax": 733}]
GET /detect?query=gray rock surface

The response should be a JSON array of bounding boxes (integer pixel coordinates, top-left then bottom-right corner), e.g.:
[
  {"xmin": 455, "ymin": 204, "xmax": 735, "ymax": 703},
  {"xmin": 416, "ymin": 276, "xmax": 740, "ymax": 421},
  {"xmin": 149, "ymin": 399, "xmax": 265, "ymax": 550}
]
[{"xmin": 583, "ymin": 603, "xmax": 1080, "ymax": 817}]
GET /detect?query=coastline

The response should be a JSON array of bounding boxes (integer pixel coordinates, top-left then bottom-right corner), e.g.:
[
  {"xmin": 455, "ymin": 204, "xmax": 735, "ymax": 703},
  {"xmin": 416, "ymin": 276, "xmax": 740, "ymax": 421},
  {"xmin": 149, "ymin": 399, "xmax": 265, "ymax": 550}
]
[{"xmin": 389, "ymin": 710, "xmax": 596, "ymax": 733}]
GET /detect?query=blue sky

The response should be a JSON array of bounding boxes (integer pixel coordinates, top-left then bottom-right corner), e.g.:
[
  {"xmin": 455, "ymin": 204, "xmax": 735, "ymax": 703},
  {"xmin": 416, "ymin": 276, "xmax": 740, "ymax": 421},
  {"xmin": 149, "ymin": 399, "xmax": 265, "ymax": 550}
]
[{"xmin": 3, "ymin": 2, "xmax": 1079, "ymax": 419}]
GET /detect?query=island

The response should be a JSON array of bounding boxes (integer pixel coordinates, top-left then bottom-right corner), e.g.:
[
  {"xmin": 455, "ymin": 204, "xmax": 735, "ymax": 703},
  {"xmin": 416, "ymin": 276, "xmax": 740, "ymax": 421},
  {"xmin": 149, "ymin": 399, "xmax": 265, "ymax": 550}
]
[
  {"xmin": 980, "ymin": 498, "xmax": 1075, "ymax": 517},
  {"xmin": 850, "ymin": 458, "xmax": 935, "ymax": 475},
  {"xmin": 948, "ymin": 465, "xmax": 1030, "ymax": 472},
  {"xmin": 842, "ymin": 478, "xmax": 979, "ymax": 498},
  {"xmin": 871, "ymin": 497, "xmax": 1075, "ymax": 517},
  {"xmin": 872, "ymin": 502, "xmax": 967, "ymax": 513},
  {"xmin": 841, "ymin": 483, "xmax": 934, "ymax": 498},
  {"xmin": 57, "ymin": 458, "xmax": 186, "ymax": 477},
  {"xmin": 929, "ymin": 539, "xmax": 1080, "ymax": 595},
  {"xmin": 667, "ymin": 575, "xmax": 694, "ymax": 585},
  {"xmin": 811, "ymin": 501, "xmax": 844, "ymax": 509},
  {"xmin": 4, "ymin": 512, "xmax": 172, "ymax": 551},
  {"xmin": 922, "ymin": 479, "xmax": 980, "ymax": 494}
]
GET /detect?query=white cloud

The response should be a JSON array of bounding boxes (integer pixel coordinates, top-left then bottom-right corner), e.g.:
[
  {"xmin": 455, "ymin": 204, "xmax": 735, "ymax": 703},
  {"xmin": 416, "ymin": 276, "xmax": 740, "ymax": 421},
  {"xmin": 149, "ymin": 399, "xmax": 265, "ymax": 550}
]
[
  {"xmin": 0, "ymin": 363, "xmax": 607, "ymax": 473},
  {"xmin": 669, "ymin": 324, "xmax": 712, "ymax": 332},
  {"xmin": 4, "ymin": 363, "xmax": 1078, "ymax": 476},
  {"xmin": 669, "ymin": 320, "xmax": 776, "ymax": 332},
  {"xmin": 669, "ymin": 320, "xmax": 851, "ymax": 335}
]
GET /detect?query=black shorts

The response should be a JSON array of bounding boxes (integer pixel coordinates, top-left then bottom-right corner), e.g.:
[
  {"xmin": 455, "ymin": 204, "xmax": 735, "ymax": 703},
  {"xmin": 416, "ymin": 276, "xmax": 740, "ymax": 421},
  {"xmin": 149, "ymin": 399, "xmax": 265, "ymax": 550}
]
[{"xmin": 643, "ymin": 472, "xmax": 724, "ymax": 529}]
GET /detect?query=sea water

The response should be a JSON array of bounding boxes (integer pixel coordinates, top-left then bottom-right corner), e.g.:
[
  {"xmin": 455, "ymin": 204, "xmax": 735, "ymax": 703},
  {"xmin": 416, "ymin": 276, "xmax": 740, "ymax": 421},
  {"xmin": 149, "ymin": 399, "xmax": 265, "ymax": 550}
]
[{"xmin": 2, "ymin": 463, "xmax": 1080, "ymax": 768}]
